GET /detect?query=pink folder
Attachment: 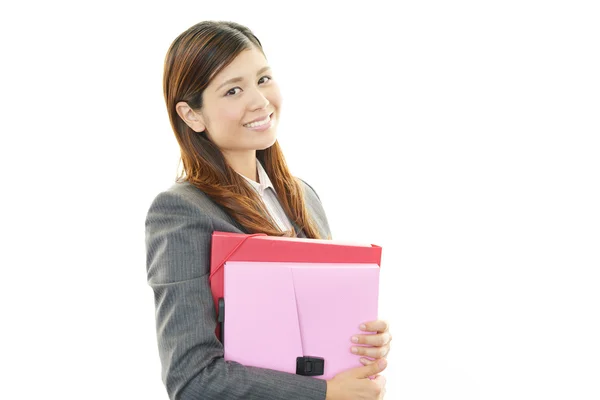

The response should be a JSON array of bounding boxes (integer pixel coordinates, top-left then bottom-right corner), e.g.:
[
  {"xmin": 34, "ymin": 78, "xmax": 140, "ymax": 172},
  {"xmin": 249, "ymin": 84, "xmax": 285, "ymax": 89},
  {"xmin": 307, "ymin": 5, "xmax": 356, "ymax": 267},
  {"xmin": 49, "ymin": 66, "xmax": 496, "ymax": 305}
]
[
  {"xmin": 223, "ymin": 260, "xmax": 380, "ymax": 380},
  {"xmin": 209, "ymin": 231, "xmax": 382, "ymax": 341}
]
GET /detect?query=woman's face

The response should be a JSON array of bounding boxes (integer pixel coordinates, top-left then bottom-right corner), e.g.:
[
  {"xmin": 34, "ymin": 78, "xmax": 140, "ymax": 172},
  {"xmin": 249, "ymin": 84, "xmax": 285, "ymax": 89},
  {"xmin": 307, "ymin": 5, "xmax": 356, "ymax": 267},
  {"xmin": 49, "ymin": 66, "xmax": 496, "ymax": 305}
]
[{"xmin": 179, "ymin": 45, "xmax": 282, "ymax": 158}]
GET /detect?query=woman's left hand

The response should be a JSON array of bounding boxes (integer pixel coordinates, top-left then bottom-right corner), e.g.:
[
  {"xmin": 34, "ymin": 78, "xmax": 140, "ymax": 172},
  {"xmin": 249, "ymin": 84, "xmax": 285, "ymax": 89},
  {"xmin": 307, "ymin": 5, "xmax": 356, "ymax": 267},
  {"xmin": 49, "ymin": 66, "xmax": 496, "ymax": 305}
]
[{"xmin": 351, "ymin": 320, "xmax": 392, "ymax": 364}]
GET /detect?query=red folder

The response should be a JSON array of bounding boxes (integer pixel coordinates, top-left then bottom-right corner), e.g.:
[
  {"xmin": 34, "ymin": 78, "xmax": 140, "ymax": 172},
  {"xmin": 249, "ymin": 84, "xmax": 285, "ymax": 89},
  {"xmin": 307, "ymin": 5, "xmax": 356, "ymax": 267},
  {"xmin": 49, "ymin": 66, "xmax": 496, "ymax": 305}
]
[{"xmin": 209, "ymin": 231, "xmax": 383, "ymax": 339}]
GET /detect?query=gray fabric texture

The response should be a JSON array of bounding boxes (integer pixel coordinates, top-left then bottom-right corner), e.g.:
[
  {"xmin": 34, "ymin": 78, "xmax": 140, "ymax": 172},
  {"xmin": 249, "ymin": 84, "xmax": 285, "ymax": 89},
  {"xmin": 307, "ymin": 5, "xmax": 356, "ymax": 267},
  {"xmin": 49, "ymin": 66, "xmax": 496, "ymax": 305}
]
[{"xmin": 145, "ymin": 178, "xmax": 332, "ymax": 399}]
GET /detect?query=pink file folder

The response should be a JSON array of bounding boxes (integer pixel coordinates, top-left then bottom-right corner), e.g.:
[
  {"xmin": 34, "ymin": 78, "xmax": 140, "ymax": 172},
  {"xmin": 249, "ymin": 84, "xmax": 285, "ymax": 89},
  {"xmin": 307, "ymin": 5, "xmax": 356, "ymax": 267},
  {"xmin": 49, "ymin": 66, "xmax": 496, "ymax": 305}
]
[
  {"xmin": 209, "ymin": 231, "xmax": 382, "ymax": 341},
  {"xmin": 223, "ymin": 261, "xmax": 380, "ymax": 380}
]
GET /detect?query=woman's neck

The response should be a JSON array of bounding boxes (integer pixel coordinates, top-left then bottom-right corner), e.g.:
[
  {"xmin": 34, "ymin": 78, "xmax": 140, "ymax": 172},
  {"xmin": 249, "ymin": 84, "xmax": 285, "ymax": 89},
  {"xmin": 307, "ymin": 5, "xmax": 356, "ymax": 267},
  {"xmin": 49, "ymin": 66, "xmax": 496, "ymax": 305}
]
[{"xmin": 223, "ymin": 150, "xmax": 258, "ymax": 182}]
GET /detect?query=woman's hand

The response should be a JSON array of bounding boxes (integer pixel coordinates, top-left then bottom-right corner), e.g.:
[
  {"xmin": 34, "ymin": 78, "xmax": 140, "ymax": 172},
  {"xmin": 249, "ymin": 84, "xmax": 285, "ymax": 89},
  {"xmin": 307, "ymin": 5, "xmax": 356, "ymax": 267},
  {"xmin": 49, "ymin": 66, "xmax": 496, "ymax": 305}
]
[
  {"xmin": 326, "ymin": 358, "xmax": 387, "ymax": 400},
  {"xmin": 351, "ymin": 320, "xmax": 392, "ymax": 366},
  {"xmin": 325, "ymin": 320, "xmax": 392, "ymax": 399}
]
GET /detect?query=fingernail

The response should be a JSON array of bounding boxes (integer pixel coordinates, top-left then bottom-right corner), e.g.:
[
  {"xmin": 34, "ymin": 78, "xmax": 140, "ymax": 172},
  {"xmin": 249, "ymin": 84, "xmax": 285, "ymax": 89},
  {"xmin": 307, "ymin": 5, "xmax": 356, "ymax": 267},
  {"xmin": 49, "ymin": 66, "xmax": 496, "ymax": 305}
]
[
  {"xmin": 378, "ymin": 358, "xmax": 387, "ymax": 368},
  {"xmin": 351, "ymin": 336, "xmax": 359, "ymax": 343},
  {"xmin": 360, "ymin": 324, "xmax": 367, "ymax": 330},
  {"xmin": 351, "ymin": 347, "xmax": 358, "ymax": 354},
  {"xmin": 360, "ymin": 357, "xmax": 368, "ymax": 364}
]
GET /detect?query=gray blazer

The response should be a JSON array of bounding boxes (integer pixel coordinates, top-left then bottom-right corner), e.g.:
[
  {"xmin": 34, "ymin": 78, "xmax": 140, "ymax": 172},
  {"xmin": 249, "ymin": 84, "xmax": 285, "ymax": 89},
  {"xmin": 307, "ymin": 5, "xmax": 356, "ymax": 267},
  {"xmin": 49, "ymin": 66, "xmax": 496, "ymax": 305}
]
[{"xmin": 145, "ymin": 179, "xmax": 332, "ymax": 400}]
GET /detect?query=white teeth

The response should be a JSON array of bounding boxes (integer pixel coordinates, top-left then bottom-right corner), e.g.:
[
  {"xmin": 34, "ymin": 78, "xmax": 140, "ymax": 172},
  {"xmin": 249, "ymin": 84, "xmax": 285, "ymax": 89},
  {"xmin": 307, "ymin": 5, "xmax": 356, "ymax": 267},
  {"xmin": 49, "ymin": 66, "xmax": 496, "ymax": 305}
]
[{"xmin": 244, "ymin": 114, "xmax": 271, "ymax": 128}]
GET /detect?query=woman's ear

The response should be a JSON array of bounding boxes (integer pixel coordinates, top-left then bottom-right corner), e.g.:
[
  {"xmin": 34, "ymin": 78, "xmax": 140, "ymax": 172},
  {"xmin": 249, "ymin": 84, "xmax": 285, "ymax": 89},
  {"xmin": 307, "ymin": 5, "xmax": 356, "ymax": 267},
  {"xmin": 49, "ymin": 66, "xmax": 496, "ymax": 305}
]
[{"xmin": 176, "ymin": 101, "xmax": 206, "ymax": 132}]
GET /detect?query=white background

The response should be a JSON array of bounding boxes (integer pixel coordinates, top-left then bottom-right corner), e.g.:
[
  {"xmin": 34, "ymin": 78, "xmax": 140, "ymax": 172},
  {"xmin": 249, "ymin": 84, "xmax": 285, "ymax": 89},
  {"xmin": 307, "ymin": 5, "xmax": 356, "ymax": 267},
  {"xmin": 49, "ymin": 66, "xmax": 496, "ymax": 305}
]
[{"xmin": 1, "ymin": 1, "xmax": 599, "ymax": 399}]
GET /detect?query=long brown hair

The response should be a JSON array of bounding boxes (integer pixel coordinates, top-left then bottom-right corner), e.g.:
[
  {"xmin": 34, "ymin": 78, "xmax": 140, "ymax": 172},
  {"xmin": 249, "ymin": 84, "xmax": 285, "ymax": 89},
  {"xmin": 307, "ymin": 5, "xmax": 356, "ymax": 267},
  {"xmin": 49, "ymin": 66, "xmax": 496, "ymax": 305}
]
[{"xmin": 163, "ymin": 21, "xmax": 322, "ymax": 239}]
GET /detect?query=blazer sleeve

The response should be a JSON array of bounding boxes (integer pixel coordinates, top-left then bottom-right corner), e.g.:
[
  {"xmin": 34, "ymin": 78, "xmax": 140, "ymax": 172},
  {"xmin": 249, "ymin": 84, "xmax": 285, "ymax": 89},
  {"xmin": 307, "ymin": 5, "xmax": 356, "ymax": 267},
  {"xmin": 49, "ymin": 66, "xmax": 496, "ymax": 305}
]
[
  {"xmin": 145, "ymin": 190, "xmax": 328, "ymax": 400},
  {"xmin": 297, "ymin": 178, "xmax": 332, "ymax": 240}
]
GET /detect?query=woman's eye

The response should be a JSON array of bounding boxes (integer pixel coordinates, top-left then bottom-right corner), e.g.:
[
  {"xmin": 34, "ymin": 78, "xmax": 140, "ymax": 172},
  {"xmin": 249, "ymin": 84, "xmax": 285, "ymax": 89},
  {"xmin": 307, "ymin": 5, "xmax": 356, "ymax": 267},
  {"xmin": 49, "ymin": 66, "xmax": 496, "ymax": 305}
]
[
  {"xmin": 226, "ymin": 87, "xmax": 241, "ymax": 96},
  {"xmin": 225, "ymin": 76, "xmax": 272, "ymax": 96}
]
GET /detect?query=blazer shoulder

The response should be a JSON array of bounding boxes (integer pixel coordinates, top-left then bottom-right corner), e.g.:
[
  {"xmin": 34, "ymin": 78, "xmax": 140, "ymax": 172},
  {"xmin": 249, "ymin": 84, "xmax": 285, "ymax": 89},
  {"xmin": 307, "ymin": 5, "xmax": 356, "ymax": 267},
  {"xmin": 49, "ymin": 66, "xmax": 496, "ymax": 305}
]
[
  {"xmin": 296, "ymin": 177, "xmax": 321, "ymax": 202},
  {"xmin": 295, "ymin": 177, "xmax": 332, "ymax": 239},
  {"xmin": 165, "ymin": 180, "xmax": 213, "ymax": 206},
  {"xmin": 146, "ymin": 180, "xmax": 248, "ymax": 235},
  {"xmin": 146, "ymin": 181, "xmax": 223, "ymax": 218}
]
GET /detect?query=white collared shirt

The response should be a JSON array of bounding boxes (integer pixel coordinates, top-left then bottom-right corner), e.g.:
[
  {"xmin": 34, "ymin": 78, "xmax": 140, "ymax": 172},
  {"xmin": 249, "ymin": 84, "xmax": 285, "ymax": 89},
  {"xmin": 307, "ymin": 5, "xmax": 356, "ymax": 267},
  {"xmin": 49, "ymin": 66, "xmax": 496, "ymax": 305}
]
[{"xmin": 238, "ymin": 159, "xmax": 294, "ymax": 233}]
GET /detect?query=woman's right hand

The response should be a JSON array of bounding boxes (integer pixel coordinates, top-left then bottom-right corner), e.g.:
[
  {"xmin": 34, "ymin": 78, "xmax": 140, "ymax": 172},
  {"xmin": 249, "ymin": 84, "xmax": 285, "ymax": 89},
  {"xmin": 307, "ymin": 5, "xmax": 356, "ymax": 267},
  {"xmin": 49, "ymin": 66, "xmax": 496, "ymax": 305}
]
[{"xmin": 325, "ymin": 358, "xmax": 387, "ymax": 400}]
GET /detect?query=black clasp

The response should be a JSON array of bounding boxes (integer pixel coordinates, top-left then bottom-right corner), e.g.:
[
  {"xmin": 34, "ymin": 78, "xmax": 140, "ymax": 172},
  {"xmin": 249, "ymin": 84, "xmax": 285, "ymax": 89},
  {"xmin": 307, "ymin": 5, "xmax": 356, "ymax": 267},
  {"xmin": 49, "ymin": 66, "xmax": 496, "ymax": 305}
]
[
  {"xmin": 296, "ymin": 356, "xmax": 325, "ymax": 376},
  {"xmin": 218, "ymin": 298, "xmax": 225, "ymax": 344}
]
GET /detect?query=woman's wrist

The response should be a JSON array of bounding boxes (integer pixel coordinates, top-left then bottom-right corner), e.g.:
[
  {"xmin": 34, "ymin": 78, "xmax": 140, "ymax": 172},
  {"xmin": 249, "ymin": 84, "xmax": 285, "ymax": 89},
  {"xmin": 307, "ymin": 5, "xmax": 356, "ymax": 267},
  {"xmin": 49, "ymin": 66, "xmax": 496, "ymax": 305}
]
[{"xmin": 325, "ymin": 380, "xmax": 337, "ymax": 400}]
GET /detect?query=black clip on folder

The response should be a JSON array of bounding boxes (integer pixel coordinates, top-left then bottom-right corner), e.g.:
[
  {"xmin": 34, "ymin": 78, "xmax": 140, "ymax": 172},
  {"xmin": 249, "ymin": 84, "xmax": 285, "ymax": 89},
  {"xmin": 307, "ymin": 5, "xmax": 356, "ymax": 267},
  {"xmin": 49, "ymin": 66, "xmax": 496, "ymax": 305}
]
[
  {"xmin": 296, "ymin": 356, "xmax": 325, "ymax": 376},
  {"xmin": 218, "ymin": 298, "xmax": 225, "ymax": 344}
]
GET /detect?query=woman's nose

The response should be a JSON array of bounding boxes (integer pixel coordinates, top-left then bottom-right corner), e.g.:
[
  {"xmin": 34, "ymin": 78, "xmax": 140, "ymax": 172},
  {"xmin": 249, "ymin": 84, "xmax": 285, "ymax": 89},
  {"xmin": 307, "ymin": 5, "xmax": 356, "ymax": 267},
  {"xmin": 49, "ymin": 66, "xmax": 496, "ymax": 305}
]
[{"xmin": 249, "ymin": 87, "xmax": 270, "ymax": 110}]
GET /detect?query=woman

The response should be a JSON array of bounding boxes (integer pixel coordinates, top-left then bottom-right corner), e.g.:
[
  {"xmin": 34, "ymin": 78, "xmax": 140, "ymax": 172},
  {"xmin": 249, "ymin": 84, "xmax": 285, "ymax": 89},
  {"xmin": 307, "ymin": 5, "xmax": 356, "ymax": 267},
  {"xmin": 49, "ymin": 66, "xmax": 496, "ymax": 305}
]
[{"xmin": 145, "ymin": 20, "xmax": 392, "ymax": 400}]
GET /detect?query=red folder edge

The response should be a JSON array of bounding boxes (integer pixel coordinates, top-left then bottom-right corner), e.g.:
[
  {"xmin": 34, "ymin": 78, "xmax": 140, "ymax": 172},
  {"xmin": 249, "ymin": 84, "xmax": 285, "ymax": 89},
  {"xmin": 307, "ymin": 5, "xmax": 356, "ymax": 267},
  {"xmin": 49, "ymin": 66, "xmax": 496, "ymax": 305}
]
[{"xmin": 209, "ymin": 231, "xmax": 382, "ymax": 340}]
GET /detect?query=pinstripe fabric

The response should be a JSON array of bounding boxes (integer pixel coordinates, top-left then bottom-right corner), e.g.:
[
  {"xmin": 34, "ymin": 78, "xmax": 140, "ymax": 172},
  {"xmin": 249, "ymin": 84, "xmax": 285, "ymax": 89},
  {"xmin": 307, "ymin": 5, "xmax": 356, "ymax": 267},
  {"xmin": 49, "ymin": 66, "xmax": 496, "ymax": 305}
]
[
  {"xmin": 238, "ymin": 159, "xmax": 293, "ymax": 234},
  {"xmin": 145, "ymin": 178, "xmax": 332, "ymax": 399}
]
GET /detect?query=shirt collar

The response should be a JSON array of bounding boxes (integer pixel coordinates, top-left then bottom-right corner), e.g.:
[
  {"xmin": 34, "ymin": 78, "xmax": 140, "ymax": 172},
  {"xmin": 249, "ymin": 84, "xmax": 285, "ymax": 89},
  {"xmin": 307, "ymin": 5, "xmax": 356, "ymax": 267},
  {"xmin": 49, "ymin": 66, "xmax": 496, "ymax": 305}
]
[{"xmin": 239, "ymin": 159, "xmax": 274, "ymax": 195}]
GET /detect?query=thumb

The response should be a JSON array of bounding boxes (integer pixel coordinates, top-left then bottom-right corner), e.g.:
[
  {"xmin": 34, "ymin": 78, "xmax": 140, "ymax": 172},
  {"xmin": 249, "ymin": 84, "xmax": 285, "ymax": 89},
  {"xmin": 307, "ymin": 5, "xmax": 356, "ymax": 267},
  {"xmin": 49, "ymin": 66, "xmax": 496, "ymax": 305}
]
[{"xmin": 354, "ymin": 357, "xmax": 387, "ymax": 379}]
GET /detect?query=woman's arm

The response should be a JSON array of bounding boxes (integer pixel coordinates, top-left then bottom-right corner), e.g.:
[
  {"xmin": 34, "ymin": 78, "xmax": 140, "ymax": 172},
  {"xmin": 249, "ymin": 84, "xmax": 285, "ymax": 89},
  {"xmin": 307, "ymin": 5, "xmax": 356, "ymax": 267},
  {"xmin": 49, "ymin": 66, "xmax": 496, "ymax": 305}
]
[{"xmin": 145, "ymin": 190, "xmax": 327, "ymax": 400}]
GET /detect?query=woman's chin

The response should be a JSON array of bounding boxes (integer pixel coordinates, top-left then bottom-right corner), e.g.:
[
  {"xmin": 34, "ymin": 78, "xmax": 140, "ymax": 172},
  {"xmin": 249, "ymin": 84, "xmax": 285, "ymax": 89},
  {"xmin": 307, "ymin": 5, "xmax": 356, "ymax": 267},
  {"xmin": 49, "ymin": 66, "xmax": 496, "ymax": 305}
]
[{"xmin": 255, "ymin": 130, "xmax": 278, "ymax": 150}]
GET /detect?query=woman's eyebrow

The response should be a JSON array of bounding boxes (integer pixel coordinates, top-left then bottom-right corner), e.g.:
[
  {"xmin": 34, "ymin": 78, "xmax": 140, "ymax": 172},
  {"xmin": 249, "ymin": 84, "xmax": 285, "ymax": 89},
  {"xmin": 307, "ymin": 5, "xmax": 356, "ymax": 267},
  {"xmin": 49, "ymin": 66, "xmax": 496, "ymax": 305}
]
[{"xmin": 215, "ymin": 66, "xmax": 271, "ymax": 92}]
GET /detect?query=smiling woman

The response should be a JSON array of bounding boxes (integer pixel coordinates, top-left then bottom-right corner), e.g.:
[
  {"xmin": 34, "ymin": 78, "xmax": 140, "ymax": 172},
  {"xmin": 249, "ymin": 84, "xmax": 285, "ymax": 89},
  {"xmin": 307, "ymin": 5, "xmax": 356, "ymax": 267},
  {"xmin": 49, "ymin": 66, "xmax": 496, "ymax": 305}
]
[
  {"xmin": 174, "ymin": 49, "xmax": 281, "ymax": 182},
  {"xmin": 145, "ymin": 20, "xmax": 391, "ymax": 400},
  {"xmin": 161, "ymin": 21, "xmax": 321, "ymax": 238}
]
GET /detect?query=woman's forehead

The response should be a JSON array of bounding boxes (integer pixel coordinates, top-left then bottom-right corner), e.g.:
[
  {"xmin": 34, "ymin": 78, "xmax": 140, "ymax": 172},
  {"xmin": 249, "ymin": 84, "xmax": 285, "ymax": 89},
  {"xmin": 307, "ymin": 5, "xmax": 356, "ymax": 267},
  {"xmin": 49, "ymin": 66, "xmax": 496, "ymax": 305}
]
[{"xmin": 209, "ymin": 48, "xmax": 269, "ymax": 88}]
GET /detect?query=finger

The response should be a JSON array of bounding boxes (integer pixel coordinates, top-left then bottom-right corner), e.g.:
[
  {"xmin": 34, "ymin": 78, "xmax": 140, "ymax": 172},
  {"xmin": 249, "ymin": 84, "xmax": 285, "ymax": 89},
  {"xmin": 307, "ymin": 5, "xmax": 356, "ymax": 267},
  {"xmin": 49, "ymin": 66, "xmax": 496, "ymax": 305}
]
[
  {"xmin": 373, "ymin": 374, "xmax": 386, "ymax": 388},
  {"xmin": 351, "ymin": 344, "xmax": 390, "ymax": 359},
  {"xmin": 378, "ymin": 385, "xmax": 387, "ymax": 400},
  {"xmin": 352, "ymin": 357, "xmax": 387, "ymax": 379},
  {"xmin": 359, "ymin": 357, "xmax": 376, "ymax": 366},
  {"xmin": 360, "ymin": 319, "xmax": 389, "ymax": 333},
  {"xmin": 379, "ymin": 388, "xmax": 387, "ymax": 400},
  {"xmin": 373, "ymin": 375, "xmax": 387, "ymax": 398},
  {"xmin": 352, "ymin": 332, "xmax": 392, "ymax": 346}
]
